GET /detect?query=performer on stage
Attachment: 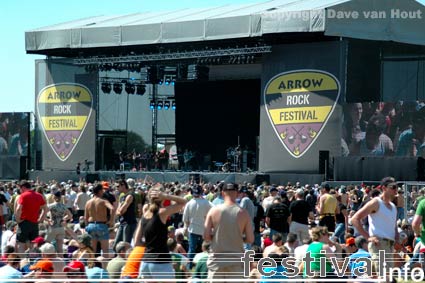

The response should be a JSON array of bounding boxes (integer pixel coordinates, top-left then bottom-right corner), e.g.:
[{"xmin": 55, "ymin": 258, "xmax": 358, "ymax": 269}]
[{"xmin": 183, "ymin": 149, "xmax": 193, "ymax": 171}]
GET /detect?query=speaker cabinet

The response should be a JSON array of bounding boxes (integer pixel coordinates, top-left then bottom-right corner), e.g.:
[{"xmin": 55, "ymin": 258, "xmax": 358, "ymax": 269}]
[{"xmin": 86, "ymin": 173, "xmax": 100, "ymax": 183}]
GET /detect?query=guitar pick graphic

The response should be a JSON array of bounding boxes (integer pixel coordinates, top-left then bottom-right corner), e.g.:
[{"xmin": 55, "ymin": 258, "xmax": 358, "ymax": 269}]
[
  {"xmin": 264, "ymin": 70, "xmax": 340, "ymax": 158},
  {"xmin": 37, "ymin": 83, "xmax": 93, "ymax": 161}
]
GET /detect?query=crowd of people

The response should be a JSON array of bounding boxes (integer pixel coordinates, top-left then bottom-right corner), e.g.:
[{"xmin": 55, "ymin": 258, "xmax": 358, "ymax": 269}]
[
  {"xmin": 342, "ymin": 101, "xmax": 425, "ymax": 157},
  {"xmin": 0, "ymin": 175, "xmax": 423, "ymax": 282}
]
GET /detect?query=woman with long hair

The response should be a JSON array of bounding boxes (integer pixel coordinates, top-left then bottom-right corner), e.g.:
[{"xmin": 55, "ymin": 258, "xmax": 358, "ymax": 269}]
[{"xmin": 134, "ymin": 184, "xmax": 187, "ymax": 281}]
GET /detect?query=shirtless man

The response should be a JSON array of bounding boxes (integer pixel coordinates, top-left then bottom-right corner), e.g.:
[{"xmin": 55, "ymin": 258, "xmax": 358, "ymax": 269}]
[{"xmin": 84, "ymin": 184, "xmax": 115, "ymax": 258}]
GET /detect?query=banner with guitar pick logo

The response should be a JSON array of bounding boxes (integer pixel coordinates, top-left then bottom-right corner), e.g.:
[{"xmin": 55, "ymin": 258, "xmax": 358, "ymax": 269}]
[
  {"xmin": 37, "ymin": 83, "xmax": 93, "ymax": 161},
  {"xmin": 264, "ymin": 70, "xmax": 341, "ymax": 158}
]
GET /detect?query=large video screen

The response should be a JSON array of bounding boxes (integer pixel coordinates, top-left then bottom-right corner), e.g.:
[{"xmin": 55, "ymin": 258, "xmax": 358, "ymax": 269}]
[
  {"xmin": 0, "ymin": 112, "xmax": 30, "ymax": 156},
  {"xmin": 342, "ymin": 101, "xmax": 425, "ymax": 157}
]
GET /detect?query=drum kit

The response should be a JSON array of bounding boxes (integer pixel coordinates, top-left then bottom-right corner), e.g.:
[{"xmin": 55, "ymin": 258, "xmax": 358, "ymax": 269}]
[{"xmin": 223, "ymin": 146, "xmax": 241, "ymax": 172}]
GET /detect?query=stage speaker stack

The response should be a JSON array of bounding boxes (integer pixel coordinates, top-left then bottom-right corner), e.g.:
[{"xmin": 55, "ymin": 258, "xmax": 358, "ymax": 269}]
[
  {"xmin": 417, "ymin": 157, "xmax": 425, "ymax": 181},
  {"xmin": 319, "ymin": 150, "xmax": 330, "ymax": 180},
  {"xmin": 86, "ymin": 173, "xmax": 100, "ymax": 183}
]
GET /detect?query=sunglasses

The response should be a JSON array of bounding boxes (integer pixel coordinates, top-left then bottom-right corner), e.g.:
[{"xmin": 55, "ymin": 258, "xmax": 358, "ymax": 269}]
[{"xmin": 388, "ymin": 185, "xmax": 398, "ymax": 190}]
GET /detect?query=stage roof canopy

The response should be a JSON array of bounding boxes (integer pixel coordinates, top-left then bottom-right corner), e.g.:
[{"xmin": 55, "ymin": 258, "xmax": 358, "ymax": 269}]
[{"xmin": 25, "ymin": 0, "xmax": 425, "ymax": 54}]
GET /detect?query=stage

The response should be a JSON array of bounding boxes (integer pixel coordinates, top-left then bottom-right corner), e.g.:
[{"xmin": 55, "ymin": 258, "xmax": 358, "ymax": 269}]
[{"xmin": 28, "ymin": 170, "xmax": 325, "ymax": 186}]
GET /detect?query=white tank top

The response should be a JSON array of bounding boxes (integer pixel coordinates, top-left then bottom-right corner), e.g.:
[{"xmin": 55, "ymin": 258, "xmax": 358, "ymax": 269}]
[{"xmin": 368, "ymin": 197, "xmax": 396, "ymax": 240}]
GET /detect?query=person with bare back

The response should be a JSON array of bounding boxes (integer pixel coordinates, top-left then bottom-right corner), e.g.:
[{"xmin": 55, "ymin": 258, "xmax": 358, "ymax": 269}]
[{"xmin": 84, "ymin": 184, "xmax": 115, "ymax": 258}]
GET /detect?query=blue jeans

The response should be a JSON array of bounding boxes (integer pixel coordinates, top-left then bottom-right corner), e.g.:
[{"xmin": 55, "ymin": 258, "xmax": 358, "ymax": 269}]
[
  {"xmin": 139, "ymin": 262, "xmax": 174, "ymax": 279},
  {"xmin": 86, "ymin": 223, "xmax": 109, "ymax": 241},
  {"xmin": 397, "ymin": 207, "xmax": 404, "ymax": 221},
  {"xmin": 188, "ymin": 233, "xmax": 203, "ymax": 269},
  {"xmin": 333, "ymin": 223, "xmax": 346, "ymax": 243},
  {"xmin": 113, "ymin": 222, "xmax": 137, "ymax": 251},
  {"xmin": 254, "ymin": 231, "xmax": 262, "ymax": 247}
]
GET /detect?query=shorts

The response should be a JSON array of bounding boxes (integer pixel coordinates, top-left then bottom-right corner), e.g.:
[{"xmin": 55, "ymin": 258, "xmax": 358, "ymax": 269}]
[
  {"xmin": 139, "ymin": 262, "xmax": 175, "ymax": 279},
  {"xmin": 17, "ymin": 220, "xmax": 39, "ymax": 243},
  {"xmin": 368, "ymin": 237, "xmax": 394, "ymax": 277},
  {"xmin": 45, "ymin": 226, "xmax": 66, "ymax": 242},
  {"xmin": 208, "ymin": 264, "xmax": 245, "ymax": 281},
  {"xmin": 319, "ymin": 215, "xmax": 336, "ymax": 232},
  {"xmin": 86, "ymin": 223, "xmax": 109, "ymax": 241}
]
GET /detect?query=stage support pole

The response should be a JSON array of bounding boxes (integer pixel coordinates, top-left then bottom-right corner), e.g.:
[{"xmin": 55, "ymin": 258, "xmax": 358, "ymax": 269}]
[{"xmin": 152, "ymin": 83, "xmax": 158, "ymax": 153}]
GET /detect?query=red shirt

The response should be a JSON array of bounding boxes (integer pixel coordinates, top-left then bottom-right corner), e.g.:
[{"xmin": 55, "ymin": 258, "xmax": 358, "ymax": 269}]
[{"xmin": 18, "ymin": 190, "xmax": 46, "ymax": 223}]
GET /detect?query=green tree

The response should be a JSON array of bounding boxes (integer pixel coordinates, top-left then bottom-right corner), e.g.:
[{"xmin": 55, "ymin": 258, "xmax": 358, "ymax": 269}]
[{"xmin": 116, "ymin": 131, "xmax": 148, "ymax": 153}]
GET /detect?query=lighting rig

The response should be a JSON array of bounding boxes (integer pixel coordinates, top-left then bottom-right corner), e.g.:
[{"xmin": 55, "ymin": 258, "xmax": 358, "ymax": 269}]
[{"xmin": 99, "ymin": 77, "xmax": 146, "ymax": 95}]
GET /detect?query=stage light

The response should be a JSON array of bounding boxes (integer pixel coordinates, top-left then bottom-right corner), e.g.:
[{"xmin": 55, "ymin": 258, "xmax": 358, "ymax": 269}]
[
  {"xmin": 172, "ymin": 101, "xmax": 176, "ymax": 110},
  {"xmin": 125, "ymin": 82, "xmax": 135, "ymax": 94},
  {"xmin": 164, "ymin": 100, "xmax": 170, "ymax": 110},
  {"xmin": 113, "ymin": 83, "xmax": 123, "ymax": 94},
  {"xmin": 158, "ymin": 79, "xmax": 163, "ymax": 85},
  {"xmin": 101, "ymin": 82, "xmax": 111, "ymax": 94},
  {"xmin": 157, "ymin": 101, "xmax": 163, "ymax": 110},
  {"xmin": 150, "ymin": 100, "xmax": 155, "ymax": 110},
  {"xmin": 171, "ymin": 79, "xmax": 176, "ymax": 86},
  {"xmin": 165, "ymin": 78, "xmax": 171, "ymax": 85},
  {"xmin": 136, "ymin": 84, "xmax": 146, "ymax": 95}
]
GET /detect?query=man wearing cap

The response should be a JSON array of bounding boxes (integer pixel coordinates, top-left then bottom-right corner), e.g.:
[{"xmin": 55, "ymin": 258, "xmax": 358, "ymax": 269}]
[
  {"xmin": 348, "ymin": 236, "xmax": 371, "ymax": 279},
  {"xmin": 204, "ymin": 183, "xmax": 254, "ymax": 280},
  {"xmin": 29, "ymin": 258, "xmax": 54, "ymax": 281},
  {"xmin": 262, "ymin": 186, "xmax": 278, "ymax": 212},
  {"xmin": 351, "ymin": 176, "xmax": 399, "ymax": 277},
  {"xmin": 344, "ymin": 237, "xmax": 357, "ymax": 255},
  {"xmin": 101, "ymin": 181, "xmax": 118, "ymax": 220},
  {"xmin": 64, "ymin": 260, "xmax": 87, "ymax": 281},
  {"xmin": 183, "ymin": 184, "xmax": 212, "ymax": 269},
  {"xmin": 238, "ymin": 186, "xmax": 256, "ymax": 249},
  {"xmin": 107, "ymin": 241, "xmax": 131, "ymax": 279},
  {"xmin": 40, "ymin": 243, "xmax": 66, "ymax": 279},
  {"xmin": 31, "ymin": 236, "xmax": 45, "ymax": 248},
  {"xmin": 113, "ymin": 179, "xmax": 137, "ymax": 252},
  {"xmin": 85, "ymin": 184, "xmax": 115, "ymax": 258},
  {"xmin": 239, "ymin": 186, "xmax": 255, "ymax": 223},
  {"xmin": 15, "ymin": 181, "xmax": 47, "ymax": 254}
]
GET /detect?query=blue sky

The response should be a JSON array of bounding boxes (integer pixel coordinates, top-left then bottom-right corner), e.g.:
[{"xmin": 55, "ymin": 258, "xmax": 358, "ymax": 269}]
[{"xmin": 0, "ymin": 0, "xmax": 258, "ymax": 113}]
